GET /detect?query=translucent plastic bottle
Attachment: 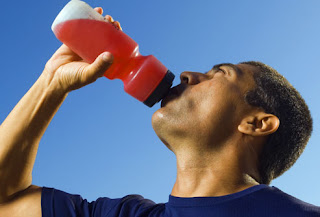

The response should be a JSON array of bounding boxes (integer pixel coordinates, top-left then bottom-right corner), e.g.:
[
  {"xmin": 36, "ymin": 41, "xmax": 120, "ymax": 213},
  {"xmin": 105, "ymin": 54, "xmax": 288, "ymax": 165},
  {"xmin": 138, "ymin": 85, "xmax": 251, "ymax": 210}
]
[{"xmin": 51, "ymin": 0, "xmax": 174, "ymax": 107}]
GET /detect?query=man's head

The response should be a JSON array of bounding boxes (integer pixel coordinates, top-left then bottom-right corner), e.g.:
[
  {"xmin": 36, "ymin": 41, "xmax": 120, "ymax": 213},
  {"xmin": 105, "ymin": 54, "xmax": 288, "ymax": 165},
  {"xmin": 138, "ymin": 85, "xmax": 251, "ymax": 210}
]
[{"xmin": 152, "ymin": 61, "xmax": 312, "ymax": 185}]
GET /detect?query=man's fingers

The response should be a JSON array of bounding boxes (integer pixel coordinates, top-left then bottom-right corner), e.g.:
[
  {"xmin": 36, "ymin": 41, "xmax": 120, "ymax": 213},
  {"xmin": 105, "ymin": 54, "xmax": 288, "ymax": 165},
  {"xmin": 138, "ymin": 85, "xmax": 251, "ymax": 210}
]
[
  {"xmin": 104, "ymin": 16, "xmax": 122, "ymax": 30},
  {"xmin": 94, "ymin": 9, "xmax": 122, "ymax": 30},
  {"xmin": 104, "ymin": 15, "xmax": 114, "ymax": 22},
  {"xmin": 113, "ymin": 21, "xmax": 122, "ymax": 30},
  {"xmin": 94, "ymin": 7, "xmax": 103, "ymax": 15}
]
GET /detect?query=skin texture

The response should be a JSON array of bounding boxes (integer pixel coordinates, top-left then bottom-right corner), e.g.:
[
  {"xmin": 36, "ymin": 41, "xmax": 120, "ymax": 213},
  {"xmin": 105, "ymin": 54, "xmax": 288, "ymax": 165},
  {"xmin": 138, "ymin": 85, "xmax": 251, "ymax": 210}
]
[{"xmin": 0, "ymin": 7, "xmax": 280, "ymax": 217}]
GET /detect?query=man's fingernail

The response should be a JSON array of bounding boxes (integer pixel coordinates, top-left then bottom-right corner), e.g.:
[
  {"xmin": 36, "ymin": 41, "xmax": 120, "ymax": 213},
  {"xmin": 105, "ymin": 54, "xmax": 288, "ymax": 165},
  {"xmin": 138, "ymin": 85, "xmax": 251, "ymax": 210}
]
[{"xmin": 102, "ymin": 52, "xmax": 112, "ymax": 61}]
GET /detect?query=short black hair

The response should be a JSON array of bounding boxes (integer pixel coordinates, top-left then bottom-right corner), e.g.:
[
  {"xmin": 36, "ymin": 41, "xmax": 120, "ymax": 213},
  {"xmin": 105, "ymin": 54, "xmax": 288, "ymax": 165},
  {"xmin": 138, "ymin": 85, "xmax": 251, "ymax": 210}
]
[{"xmin": 240, "ymin": 61, "xmax": 313, "ymax": 184}]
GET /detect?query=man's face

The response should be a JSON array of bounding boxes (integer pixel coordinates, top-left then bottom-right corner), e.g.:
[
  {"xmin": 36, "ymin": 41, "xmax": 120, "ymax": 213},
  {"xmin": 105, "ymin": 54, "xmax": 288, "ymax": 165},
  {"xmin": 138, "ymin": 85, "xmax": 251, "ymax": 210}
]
[{"xmin": 152, "ymin": 63, "xmax": 259, "ymax": 151}]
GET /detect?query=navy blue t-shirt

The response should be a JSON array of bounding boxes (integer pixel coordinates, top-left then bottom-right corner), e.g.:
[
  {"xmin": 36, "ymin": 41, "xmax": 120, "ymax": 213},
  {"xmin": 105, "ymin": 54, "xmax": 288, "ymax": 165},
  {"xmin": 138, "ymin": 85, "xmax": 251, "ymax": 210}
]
[{"xmin": 41, "ymin": 185, "xmax": 320, "ymax": 217}]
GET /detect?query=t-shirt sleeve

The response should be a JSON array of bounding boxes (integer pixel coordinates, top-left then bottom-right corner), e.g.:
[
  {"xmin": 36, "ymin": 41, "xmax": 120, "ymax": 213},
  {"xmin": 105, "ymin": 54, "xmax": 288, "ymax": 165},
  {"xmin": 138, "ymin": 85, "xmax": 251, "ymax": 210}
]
[{"xmin": 41, "ymin": 187, "xmax": 158, "ymax": 217}]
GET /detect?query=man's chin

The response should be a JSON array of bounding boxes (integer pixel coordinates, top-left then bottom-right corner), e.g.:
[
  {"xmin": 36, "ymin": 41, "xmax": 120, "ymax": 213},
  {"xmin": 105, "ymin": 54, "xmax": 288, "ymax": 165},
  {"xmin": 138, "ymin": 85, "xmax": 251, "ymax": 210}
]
[{"xmin": 151, "ymin": 111, "xmax": 174, "ymax": 152}]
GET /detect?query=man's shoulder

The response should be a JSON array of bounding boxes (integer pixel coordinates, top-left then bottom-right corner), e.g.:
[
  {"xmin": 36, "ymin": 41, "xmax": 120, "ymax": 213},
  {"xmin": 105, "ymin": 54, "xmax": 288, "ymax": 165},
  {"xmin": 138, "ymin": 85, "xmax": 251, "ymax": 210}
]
[
  {"xmin": 254, "ymin": 185, "xmax": 320, "ymax": 216},
  {"xmin": 42, "ymin": 187, "xmax": 165, "ymax": 217}
]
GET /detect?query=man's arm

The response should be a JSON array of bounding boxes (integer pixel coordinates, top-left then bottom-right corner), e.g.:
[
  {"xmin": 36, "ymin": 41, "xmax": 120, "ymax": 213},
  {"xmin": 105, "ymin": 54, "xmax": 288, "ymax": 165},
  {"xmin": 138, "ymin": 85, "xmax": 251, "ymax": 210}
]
[
  {"xmin": 0, "ymin": 45, "xmax": 113, "ymax": 216},
  {"xmin": 0, "ymin": 67, "xmax": 67, "ymax": 201},
  {"xmin": 0, "ymin": 10, "xmax": 116, "ymax": 215}
]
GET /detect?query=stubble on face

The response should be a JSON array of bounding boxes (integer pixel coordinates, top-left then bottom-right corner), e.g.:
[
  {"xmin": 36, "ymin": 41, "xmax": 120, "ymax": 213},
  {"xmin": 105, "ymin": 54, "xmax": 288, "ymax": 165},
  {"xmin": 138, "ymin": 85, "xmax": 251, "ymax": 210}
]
[{"xmin": 152, "ymin": 63, "xmax": 259, "ymax": 153}]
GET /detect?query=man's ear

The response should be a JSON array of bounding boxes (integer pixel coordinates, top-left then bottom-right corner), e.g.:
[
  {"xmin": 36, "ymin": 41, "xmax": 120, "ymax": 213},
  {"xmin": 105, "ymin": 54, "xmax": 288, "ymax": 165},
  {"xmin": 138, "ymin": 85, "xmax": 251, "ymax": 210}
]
[{"xmin": 238, "ymin": 112, "xmax": 280, "ymax": 136}]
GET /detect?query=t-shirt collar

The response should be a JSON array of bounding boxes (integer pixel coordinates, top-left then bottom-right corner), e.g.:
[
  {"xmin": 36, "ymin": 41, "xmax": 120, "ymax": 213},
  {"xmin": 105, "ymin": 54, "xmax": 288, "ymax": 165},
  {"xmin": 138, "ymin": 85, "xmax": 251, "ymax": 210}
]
[{"xmin": 168, "ymin": 184, "xmax": 269, "ymax": 207}]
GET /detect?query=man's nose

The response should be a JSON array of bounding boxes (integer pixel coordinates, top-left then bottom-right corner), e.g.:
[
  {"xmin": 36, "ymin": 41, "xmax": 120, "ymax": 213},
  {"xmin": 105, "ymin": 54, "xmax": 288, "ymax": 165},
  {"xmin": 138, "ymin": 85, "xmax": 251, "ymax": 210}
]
[{"xmin": 180, "ymin": 71, "xmax": 207, "ymax": 85}]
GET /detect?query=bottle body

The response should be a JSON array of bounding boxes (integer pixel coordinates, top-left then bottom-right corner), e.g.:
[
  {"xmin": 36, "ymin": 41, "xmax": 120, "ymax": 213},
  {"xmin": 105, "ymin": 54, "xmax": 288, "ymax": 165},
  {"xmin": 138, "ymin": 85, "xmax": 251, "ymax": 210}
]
[{"xmin": 52, "ymin": 0, "xmax": 174, "ymax": 106}]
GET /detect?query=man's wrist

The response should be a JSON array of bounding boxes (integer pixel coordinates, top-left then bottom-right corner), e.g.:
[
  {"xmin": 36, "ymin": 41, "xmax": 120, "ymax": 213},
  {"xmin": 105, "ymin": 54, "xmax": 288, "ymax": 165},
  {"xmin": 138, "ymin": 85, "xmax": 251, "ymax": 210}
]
[{"xmin": 40, "ymin": 69, "xmax": 69, "ymax": 99}]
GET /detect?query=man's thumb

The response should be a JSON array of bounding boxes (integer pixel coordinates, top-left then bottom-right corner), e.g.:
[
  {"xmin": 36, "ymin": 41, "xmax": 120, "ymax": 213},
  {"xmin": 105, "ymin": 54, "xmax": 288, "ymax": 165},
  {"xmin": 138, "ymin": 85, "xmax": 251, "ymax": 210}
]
[{"xmin": 87, "ymin": 52, "xmax": 114, "ymax": 78}]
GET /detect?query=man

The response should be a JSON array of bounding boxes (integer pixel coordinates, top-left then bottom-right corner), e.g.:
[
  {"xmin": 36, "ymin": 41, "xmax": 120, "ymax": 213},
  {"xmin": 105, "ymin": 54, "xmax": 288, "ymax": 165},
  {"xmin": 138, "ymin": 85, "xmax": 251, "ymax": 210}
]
[{"xmin": 0, "ymin": 7, "xmax": 319, "ymax": 217}]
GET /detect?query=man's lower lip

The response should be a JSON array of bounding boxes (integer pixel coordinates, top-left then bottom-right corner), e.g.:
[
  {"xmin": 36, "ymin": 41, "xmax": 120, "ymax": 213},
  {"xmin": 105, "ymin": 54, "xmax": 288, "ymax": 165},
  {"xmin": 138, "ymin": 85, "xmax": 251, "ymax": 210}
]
[
  {"xmin": 161, "ymin": 94, "xmax": 177, "ymax": 107},
  {"xmin": 161, "ymin": 97, "xmax": 169, "ymax": 107}
]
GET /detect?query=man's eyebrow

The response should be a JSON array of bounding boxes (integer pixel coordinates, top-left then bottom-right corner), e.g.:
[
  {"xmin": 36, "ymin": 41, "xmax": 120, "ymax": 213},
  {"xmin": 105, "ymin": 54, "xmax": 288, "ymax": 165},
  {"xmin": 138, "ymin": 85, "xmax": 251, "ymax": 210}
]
[{"xmin": 211, "ymin": 63, "xmax": 243, "ymax": 75}]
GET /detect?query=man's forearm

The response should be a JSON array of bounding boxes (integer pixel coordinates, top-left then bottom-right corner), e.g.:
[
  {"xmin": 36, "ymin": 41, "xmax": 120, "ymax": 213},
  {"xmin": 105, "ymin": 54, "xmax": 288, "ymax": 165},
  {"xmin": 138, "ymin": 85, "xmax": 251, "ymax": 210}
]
[{"xmin": 0, "ymin": 72, "xmax": 67, "ymax": 202}]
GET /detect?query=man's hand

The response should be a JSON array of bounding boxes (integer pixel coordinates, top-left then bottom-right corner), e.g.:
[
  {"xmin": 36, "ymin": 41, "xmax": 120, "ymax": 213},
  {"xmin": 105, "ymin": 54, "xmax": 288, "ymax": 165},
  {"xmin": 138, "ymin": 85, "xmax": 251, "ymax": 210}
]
[
  {"xmin": 44, "ymin": 45, "xmax": 113, "ymax": 93},
  {"xmin": 43, "ymin": 7, "xmax": 121, "ymax": 93}
]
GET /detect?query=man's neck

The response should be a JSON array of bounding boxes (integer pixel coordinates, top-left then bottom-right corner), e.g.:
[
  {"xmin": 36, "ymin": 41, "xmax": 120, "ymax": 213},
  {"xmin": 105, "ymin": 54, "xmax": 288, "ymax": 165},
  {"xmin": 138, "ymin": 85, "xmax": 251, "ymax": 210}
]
[{"xmin": 171, "ymin": 146, "xmax": 260, "ymax": 198}]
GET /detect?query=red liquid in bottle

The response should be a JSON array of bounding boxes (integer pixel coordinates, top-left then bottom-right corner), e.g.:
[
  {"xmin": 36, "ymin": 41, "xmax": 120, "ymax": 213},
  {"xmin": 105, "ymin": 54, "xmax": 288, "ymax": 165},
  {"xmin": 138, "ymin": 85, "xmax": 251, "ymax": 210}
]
[{"xmin": 53, "ymin": 19, "xmax": 172, "ymax": 105}]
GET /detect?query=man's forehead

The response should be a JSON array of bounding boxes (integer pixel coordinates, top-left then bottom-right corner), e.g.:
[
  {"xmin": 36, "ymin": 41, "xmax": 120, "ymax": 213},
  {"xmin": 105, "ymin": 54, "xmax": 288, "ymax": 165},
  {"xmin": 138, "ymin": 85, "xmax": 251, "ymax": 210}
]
[
  {"xmin": 211, "ymin": 63, "xmax": 258, "ymax": 92},
  {"xmin": 212, "ymin": 63, "xmax": 234, "ymax": 69},
  {"xmin": 211, "ymin": 63, "xmax": 241, "ymax": 76},
  {"xmin": 236, "ymin": 63, "xmax": 260, "ymax": 77}
]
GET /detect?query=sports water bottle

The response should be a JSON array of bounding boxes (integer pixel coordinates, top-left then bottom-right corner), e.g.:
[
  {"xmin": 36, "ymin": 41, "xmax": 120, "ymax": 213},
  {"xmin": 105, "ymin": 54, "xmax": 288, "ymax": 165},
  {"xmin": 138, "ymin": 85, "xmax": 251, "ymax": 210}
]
[{"xmin": 51, "ymin": 0, "xmax": 174, "ymax": 107}]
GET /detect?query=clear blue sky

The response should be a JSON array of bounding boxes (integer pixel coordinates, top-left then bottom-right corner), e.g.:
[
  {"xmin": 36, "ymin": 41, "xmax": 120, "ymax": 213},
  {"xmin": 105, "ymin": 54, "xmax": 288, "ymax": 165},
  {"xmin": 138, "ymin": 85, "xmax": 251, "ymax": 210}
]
[{"xmin": 0, "ymin": 0, "xmax": 319, "ymax": 205}]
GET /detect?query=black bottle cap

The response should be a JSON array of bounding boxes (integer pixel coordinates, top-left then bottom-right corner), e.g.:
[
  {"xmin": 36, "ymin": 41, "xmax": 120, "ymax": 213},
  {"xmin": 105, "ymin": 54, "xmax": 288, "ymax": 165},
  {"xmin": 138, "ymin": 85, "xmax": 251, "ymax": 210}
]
[{"xmin": 143, "ymin": 70, "xmax": 175, "ymax": 107}]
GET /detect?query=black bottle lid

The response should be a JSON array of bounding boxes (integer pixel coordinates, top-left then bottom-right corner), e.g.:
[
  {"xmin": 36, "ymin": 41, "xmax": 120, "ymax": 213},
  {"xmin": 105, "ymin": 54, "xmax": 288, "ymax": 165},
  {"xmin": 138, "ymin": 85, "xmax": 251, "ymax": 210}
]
[{"xmin": 143, "ymin": 70, "xmax": 175, "ymax": 107}]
